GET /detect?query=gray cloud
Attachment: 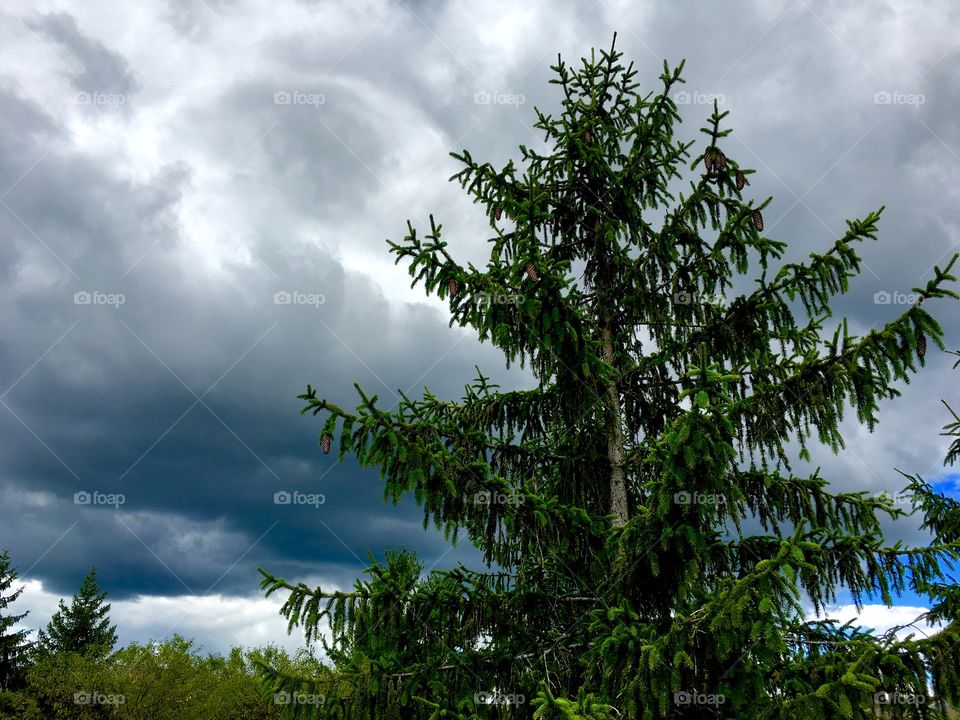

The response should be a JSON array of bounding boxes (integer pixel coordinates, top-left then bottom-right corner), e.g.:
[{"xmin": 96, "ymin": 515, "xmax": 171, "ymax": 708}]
[{"xmin": 25, "ymin": 11, "xmax": 137, "ymax": 98}]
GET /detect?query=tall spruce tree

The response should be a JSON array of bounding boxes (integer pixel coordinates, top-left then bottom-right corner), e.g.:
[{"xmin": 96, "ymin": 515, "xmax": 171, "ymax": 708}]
[
  {"xmin": 38, "ymin": 568, "xmax": 117, "ymax": 658},
  {"xmin": 0, "ymin": 549, "xmax": 31, "ymax": 691},
  {"xmin": 258, "ymin": 37, "xmax": 960, "ymax": 719}
]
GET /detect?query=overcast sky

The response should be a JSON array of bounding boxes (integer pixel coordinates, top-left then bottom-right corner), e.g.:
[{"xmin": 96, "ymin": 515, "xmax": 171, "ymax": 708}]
[{"xmin": 1, "ymin": 0, "xmax": 959, "ymax": 656}]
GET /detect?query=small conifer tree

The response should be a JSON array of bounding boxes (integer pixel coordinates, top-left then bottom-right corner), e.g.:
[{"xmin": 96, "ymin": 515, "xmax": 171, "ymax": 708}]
[{"xmin": 38, "ymin": 568, "xmax": 118, "ymax": 659}]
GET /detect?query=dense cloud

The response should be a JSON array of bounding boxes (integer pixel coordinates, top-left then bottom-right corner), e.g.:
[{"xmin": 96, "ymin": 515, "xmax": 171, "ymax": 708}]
[{"xmin": 1, "ymin": 0, "xmax": 958, "ymax": 652}]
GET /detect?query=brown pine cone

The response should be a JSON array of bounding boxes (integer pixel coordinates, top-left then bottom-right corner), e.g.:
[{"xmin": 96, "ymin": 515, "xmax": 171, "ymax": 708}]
[
  {"xmin": 752, "ymin": 210, "xmax": 764, "ymax": 231},
  {"xmin": 736, "ymin": 171, "xmax": 746, "ymax": 190},
  {"xmin": 917, "ymin": 333, "xmax": 927, "ymax": 359},
  {"xmin": 321, "ymin": 434, "xmax": 332, "ymax": 454},
  {"xmin": 525, "ymin": 261, "xmax": 538, "ymax": 281}
]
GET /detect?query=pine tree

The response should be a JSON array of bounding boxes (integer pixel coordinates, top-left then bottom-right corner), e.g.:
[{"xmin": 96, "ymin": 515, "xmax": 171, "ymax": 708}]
[
  {"xmin": 258, "ymin": 36, "xmax": 960, "ymax": 719},
  {"xmin": 38, "ymin": 568, "xmax": 117, "ymax": 659},
  {"xmin": 0, "ymin": 550, "xmax": 31, "ymax": 691}
]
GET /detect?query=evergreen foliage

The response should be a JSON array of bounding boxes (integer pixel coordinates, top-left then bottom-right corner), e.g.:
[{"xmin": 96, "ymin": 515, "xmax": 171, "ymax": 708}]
[
  {"xmin": 0, "ymin": 549, "xmax": 31, "ymax": 691},
  {"xmin": 38, "ymin": 568, "xmax": 118, "ymax": 659},
  {"xmin": 258, "ymin": 36, "xmax": 960, "ymax": 719}
]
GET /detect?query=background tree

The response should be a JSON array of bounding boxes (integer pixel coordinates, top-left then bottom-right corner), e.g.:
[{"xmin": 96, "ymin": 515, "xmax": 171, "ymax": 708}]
[
  {"xmin": 0, "ymin": 549, "xmax": 32, "ymax": 691},
  {"xmin": 38, "ymin": 569, "xmax": 117, "ymax": 659},
  {"xmin": 258, "ymin": 36, "xmax": 960, "ymax": 719},
  {"xmin": 2, "ymin": 636, "xmax": 312, "ymax": 720}
]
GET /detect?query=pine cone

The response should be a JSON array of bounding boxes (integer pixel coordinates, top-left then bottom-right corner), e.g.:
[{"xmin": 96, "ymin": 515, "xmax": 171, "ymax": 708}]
[
  {"xmin": 736, "ymin": 171, "xmax": 746, "ymax": 191},
  {"xmin": 752, "ymin": 209, "xmax": 764, "ymax": 231},
  {"xmin": 321, "ymin": 434, "xmax": 332, "ymax": 454},
  {"xmin": 704, "ymin": 152, "xmax": 714, "ymax": 172},
  {"xmin": 448, "ymin": 279, "xmax": 458, "ymax": 296},
  {"xmin": 584, "ymin": 128, "xmax": 593, "ymax": 143},
  {"xmin": 714, "ymin": 151, "xmax": 727, "ymax": 171},
  {"xmin": 525, "ymin": 261, "xmax": 538, "ymax": 281},
  {"xmin": 494, "ymin": 207, "xmax": 503, "ymax": 221},
  {"xmin": 917, "ymin": 333, "xmax": 927, "ymax": 359}
]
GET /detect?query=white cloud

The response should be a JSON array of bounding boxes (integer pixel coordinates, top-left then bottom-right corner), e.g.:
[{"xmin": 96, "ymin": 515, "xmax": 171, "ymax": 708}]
[
  {"xmin": 811, "ymin": 603, "xmax": 944, "ymax": 642},
  {"xmin": 13, "ymin": 578, "xmax": 330, "ymax": 657}
]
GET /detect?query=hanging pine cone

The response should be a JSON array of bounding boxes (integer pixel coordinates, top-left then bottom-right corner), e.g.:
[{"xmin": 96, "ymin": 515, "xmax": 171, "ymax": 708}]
[
  {"xmin": 321, "ymin": 433, "xmax": 332, "ymax": 454},
  {"xmin": 448, "ymin": 279, "xmax": 458, "ymax": 296},
  {"xmin": 494, "ymin": 207, "xmax": 503, "ymax": 221},
  {"xmin": 584, "ymin": 128, "xmax": 593, "ymax": 143},
  {"xmin": 751, "ymin": 209, "xmax": 764, "ymax": 231},
  {"xmin": 714, "ymin": 151, "xmax": 727, "ymax": 171},
  {"xmin": 917, "ymin": 333, "xmax": 927, "ymax": 359},
  {"xmin": 525, "ymin": 261, "xmax": 538, "ymax": 281},
  {"xmin": 736, "ymin": 171, "xmax": 746, "ymax": 190},
  {"xmin": 704, "ymin": 152, "xmax": 714, "ymax": 172}
]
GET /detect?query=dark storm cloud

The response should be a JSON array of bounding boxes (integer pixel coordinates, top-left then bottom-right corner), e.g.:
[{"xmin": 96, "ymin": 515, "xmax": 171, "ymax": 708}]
[{"xmin": 0, "ymin": 13, "xmax": 501, "ymax": 599}]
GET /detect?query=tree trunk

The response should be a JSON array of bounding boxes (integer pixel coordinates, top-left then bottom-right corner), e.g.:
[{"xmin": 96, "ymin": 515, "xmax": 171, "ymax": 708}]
[{"xmin": 601, "ymin": 317, "xmax": 629, "ymax": 526}]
